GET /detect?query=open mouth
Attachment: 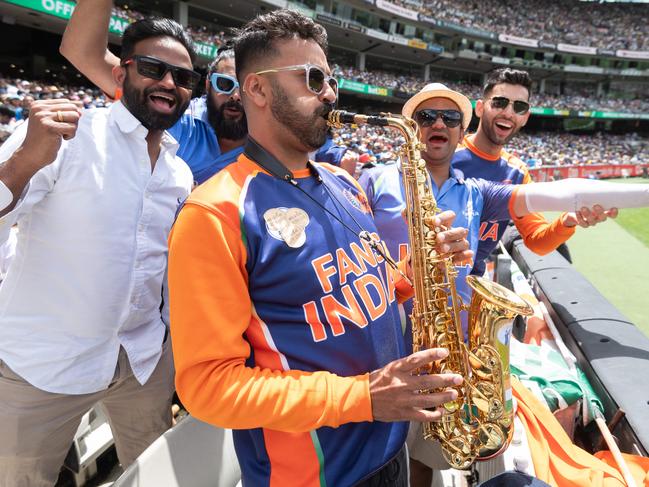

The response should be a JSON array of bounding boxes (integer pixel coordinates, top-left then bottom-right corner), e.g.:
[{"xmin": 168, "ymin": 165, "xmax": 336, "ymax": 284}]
[
  {"xmin": 428, "ymin": 134, "xmax": 449, "ymax": 144},
  {"xmin": 148, "ymin": 92, "xmax": 177, "ymax": 113},
  {"xmin": 494, "ymin": 119, "xmax": 514, "ymax": 135}
]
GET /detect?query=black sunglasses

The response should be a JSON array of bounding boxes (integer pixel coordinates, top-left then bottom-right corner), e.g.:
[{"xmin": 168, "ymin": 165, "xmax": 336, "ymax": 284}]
[
  {"xmin": 488, "ymin": 96, "xmax": 530, "ymax": 115},
  {"xmin": 123, "ymin": 55, "xmax": 201, "ymax": 90},
  {"xmin": 414, "ymin": 109, "xmax": 463, "ymax": 128}
]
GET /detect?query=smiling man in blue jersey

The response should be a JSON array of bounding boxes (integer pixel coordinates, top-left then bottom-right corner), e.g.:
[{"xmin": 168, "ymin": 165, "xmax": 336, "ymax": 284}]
[
  {"xmin": 453, "ymin": 68, "xmax": 608, "ymax": 276},
  {"xmin": 60, "ymin": 0, "xmax": 247, "ymax": 184}
]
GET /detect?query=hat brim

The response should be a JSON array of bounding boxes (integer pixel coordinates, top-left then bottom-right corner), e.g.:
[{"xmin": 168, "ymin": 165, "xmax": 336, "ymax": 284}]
[{"xmin": 402, "ymin": 90, "xmax": 473, "ymax": 130}]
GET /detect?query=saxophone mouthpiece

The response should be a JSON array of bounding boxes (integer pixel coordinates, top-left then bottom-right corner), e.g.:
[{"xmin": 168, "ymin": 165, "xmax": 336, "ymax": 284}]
[{"xmin": 327, "ymin": 110, "xmax": 390, "ymax": 128}]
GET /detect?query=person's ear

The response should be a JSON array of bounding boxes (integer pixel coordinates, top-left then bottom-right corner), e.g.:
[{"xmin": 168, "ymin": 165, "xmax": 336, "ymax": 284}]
[
  {"xmin": 113, "ymin": 64, "xmax": 126, "ymax": 89},
  {"xmin": 242, "ymin": 73, "xmax": 268, "ymax": 109},
  {"xmin": 475, "ymin": 99, "xmax": 485, "ymax": 119}
]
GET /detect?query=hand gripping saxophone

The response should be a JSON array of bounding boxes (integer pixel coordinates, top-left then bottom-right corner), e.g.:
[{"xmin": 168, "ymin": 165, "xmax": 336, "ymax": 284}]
[{"xmin": 328, "ymin": 110, "xmax": 533, "ymax": 470}]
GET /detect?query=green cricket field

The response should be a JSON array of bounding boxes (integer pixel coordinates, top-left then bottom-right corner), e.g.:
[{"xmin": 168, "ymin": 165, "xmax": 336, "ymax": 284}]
[{"xmin": 554, "ymin": 177, "xmax": 649, "ymax": 337}]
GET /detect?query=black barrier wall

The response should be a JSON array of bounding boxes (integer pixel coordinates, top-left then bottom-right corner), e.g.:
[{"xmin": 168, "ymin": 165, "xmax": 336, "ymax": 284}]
[{"xmin": 511, "ymin": 241, "xmax": 649, "ymax": 456}]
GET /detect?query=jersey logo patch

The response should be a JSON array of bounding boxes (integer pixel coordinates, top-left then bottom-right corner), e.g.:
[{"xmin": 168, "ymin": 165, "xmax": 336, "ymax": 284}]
[
  {"xmin": 263, "ymin": 207, "xmax": 310, "ymax": 248},
  {"xmin": 342, "ymin": 189, "xmax": 371, "ymax": 213}
]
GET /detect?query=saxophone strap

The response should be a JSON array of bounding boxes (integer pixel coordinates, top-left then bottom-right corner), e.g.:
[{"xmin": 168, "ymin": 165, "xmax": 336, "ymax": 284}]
[{"xmin": 243, "ymin": 137, "xmax": 405, "ymax": 278}]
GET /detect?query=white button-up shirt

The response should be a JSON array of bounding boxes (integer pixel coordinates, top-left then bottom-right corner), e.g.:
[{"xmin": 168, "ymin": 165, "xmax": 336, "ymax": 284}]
[{"xmin": 0, "ymin": 102, "xmax": 192, "ymax": 394}]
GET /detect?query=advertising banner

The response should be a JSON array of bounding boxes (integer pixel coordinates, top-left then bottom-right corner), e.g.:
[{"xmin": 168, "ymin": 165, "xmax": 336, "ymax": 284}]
[
  {"xmin": 4, "ymin": 0, "xmax": 131, "ymax": 34},
  {"xmin": 339, "ymin": 78, "xmax": 392, "ymax": 97},
  {"xmin": 315, "ymin": 12, "xmax": 342, "ymax": 27},
  {"xmin": 193, "ymin": 42, "xmax": 218, "ymax": 60},
  {"xmin": 616, "ymin": 49, "xmax": 649, "ymax": 60},
  {"xmin": 366, "ymin": 28, "xmax": 389, "ymax": 41},
  {"xmin": 418, "ymin": 14, "xmax": 438, "ymax": 26},
  {"xmin": 597, "ymin": 48, "xmax": 616, "ymax": 57},
  {"xmin": 388, "ymin": 34, "xmax": 409, "ymax": 46},
  {"xmin": 407, "ymin": 38, "xmax": 428, "ymax": 50},
  {"xmin": 557, "ymin": 43, "xmax": 598, "ymax": 55},
  {"xmin": 538, "ymin": 41, "xmax": 556, "ymax": 50},
  {"xmin": 529, "ymin": 164, "xmax": 648, "ymax": 182},
  {"xmin": 375, "ymin": 0, "xmax": 419, "ymax": 20},
  {"xmin": 3, "ymin": 0, "xmax": 229, "ymax": 60},
  {"xmin": 427, "ymin": 43, "xmax": 444, "ymax": 54},
  {"xmin": 345, "ymin": 21, "xmax": 366, "ymax": 34},
  {"xmin": 498, "ymin": 33, "xmax": 539, "ymax": 48}
]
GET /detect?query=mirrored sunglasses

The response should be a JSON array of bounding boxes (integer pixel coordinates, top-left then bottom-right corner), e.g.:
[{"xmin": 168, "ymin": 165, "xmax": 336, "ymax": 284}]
[
  {"xmin": 414, "ymin": 109, "xmax": 463, "ymax": 128},
  {"xmin": 123, "ymin": 55, "xmax": 201, "ymax": 90}
]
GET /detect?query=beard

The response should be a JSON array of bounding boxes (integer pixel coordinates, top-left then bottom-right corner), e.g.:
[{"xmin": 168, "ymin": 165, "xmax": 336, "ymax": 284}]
[
  {"xmin": 269, "ymin": 79, "xmax": 333, "ymax": 151},
  {"xmin": 121, "ymin": 73, "xmax": 189, "ymax": 131},
  {"xmin": 482, "ymin": 112, "xmax": 521, "ymax": 147},
  {"xmin": 207, "ymin": 96, "xmax": 248, "ymax": 141}
]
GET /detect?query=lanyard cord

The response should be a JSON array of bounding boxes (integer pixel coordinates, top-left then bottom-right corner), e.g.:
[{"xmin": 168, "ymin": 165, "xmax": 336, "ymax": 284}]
[{"xmin": 244, "ymin": 137, "xmax": 407, "ymax": 280}]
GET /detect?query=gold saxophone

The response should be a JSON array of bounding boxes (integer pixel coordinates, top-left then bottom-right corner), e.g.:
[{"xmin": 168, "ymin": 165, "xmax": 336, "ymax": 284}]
[{"xmin": 328, "ymin": 110, "xmax": 533, "ymax": 470}]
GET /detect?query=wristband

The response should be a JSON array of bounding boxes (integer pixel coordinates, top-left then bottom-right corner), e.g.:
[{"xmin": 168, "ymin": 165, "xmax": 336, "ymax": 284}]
[{"xmin": 0, "ymin": 180, "xmax": 13, "ymax": 212}]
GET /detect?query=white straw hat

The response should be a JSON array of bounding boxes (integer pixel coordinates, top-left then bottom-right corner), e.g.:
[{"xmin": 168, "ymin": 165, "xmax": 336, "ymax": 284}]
[{"xmin": 402, "ymin": 83, "xmax": 473, "ymax": 129}]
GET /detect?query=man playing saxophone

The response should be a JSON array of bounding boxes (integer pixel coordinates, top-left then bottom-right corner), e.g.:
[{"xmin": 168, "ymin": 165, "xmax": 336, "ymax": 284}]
[
  {"xmin": 358, "ymin": 83, "xmax": 649, "ymax": 485},
  {"xmin": 168, "ymin": 11, "xmax": 476, "ymax": 487}
]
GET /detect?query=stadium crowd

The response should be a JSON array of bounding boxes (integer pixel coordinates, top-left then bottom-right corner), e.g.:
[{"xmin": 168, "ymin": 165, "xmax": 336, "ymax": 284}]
[
  {"xmin": 332, "ymin": 64, "xmax": 649, "ymax": 113},
  {"xmin": 1, "ymin": 72, "xmax": 648, "ymax": 168},
  {"xmin": 388, "ymin": 0, "xmax": 649, "ymax": 51},
  {"xmin": 329, "ymin": 124, "xmax": 648, "ymax": 169}
]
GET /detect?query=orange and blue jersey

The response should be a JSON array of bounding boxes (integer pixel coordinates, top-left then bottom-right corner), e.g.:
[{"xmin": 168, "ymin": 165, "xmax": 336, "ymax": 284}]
[
  {"xmin": 358, "ymin": 163, "xmax": 515, "ymax": 351},
  {"xmin": 168, "ymin": 154, "xmax": 413, "ymax": 486},
  {"xmin": 453, "ymin": 135, "xmax": 575, "ymax": 276}
]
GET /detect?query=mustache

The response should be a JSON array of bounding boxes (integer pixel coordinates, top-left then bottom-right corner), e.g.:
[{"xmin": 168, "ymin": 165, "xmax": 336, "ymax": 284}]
[
  {"xmin": 143, "ymin": 86, "xmax": 180, "ymax": 103},
  {"xmin": 221, "ymin": 99, "xmax": 244, "ymax": 111},
  {"xmin": 316, "ymin": 103, "xmax": 335, "ymax": 119}
]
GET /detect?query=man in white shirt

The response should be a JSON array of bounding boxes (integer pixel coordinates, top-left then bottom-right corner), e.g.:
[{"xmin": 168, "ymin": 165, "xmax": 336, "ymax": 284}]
[{"xmin": 0, "ymin": 18, "xmax": 196, "ymax": 487}]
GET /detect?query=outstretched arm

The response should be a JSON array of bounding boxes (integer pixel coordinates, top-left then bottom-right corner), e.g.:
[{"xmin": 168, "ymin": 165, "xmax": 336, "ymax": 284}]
[
  {"xmin": 60, "ymin": 0, "xmax": 120, "ymax": 97},
  {"xmin": 511, "ymin": 178, "xmax": 648, "ymax": 218}
]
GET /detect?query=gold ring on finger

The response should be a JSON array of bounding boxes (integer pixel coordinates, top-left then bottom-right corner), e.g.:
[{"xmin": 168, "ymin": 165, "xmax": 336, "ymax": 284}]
[{"xmin": 57, "ymin": 111, "xmax": 64, "ymax": 123}]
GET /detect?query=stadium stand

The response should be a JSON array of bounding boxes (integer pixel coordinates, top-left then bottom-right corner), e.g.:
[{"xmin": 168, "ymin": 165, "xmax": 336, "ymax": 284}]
[{"xmin": 386, "ymin": 0, "xmax": 649, "ymax": 50}]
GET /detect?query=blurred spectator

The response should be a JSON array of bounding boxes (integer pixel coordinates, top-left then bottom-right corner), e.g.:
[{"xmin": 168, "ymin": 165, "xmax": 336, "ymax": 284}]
[{"xmin": 0, "ymin": 105, "xmax": 17, "ymax": 143}]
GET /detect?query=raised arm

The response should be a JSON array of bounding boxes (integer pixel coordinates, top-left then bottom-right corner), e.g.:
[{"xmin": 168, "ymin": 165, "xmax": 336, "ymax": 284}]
[
  {"xmin": 510, "ymin": 178, "xmax": 649, "ymax": 218},
  {"xmin": 60, "ymin": 0, "xmax": 120, "ymax": 97},
  {"xmin": 0, "ymin": 100, "xmax": 81, "ymax": 217}
]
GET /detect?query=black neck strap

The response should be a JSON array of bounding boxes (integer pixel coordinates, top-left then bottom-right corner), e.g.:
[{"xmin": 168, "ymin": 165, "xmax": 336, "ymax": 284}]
[
  {"xmin": 244, "ymin": 137, "xmax": 321, "ymax": 183},
  {"xmin": 243, "ymin": 136, "xmax": 407, "ymax": 282}
]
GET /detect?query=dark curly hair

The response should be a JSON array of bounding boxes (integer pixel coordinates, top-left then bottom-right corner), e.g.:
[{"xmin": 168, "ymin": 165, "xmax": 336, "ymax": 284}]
[
  {"xmin": 483, "ymin": 68, "xmax": 532, "ymax": 99},
  {"xmin": 121, "ymin": 17, "xmax": 197, "ymax": 64},
  {"xmin": 231, "ymin": 9, "xmax": 328, "ymax": 82}
]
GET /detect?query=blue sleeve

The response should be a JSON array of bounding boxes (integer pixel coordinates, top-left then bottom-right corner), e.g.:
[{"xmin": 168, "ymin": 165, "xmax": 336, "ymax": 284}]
[
  {"xmin": 475, "ymin": 179, "xmax": 514, "ymax": 222},
  {"xmin": 357, "ymin": 169, "xmax": 375, "ymax": 207},
  {"xmin": 314, "ymin": 145, "xmax": 347, "ymax": 166},
  {"xmin": 167, "ymin": 114, "xmax": 193, "ymax": 161}
]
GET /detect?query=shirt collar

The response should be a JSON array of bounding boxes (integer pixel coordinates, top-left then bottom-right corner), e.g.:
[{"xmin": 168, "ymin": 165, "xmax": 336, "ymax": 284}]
[
  {"xmin": 108, "ymin": 100, "xmax": 178, "ymax": 151},
  {"xmin": 109, "ymin": 100, "xmax": 145, "ymax": 135},
  {"xmin": 397, "ymin": 160, "xmax": 466, "ymax": 185}
]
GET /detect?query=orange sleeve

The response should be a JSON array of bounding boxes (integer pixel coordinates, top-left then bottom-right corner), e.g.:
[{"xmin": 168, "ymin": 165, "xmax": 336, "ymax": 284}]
[
  {"xmin": 168, "ymin": 201, "xmax": 373, "ymax": 432},
  {"xmin": 507, "ymin": 183, "xmax": 576, "ymax": 256},
  {"xmin": 393, "ymin": 257, "xmax": 414, "ymax": 304}
]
